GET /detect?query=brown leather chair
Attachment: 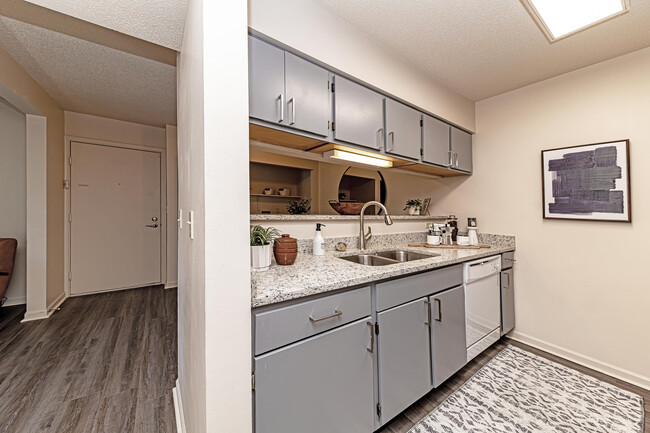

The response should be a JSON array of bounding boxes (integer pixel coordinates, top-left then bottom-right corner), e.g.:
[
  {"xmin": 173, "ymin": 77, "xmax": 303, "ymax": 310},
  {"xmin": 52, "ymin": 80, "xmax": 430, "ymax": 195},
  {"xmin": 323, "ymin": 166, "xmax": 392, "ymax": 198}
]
[{"xmin": 0, "ymin": 238, "xmax": 18, "ymax": 306}]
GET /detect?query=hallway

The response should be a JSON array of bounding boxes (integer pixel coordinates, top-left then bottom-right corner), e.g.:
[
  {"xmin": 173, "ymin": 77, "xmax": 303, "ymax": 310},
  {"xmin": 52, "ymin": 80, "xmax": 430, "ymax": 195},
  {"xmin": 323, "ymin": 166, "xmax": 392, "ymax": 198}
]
[{"xmin": 0, "ymin": 286, "xmax": 177, "ymax": 432}]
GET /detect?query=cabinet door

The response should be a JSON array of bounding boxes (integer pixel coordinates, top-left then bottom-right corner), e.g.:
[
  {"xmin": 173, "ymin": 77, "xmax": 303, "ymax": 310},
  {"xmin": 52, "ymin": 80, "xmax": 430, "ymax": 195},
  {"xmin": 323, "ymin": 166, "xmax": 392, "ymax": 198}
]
[
  {"xmin": 332, "ymin": 75, "xmax": 384, "ymax": 150},
  {"xmin": 377, "ymin": 297, "xmax": 432, "ymax": 424},
  {"xmin": 450, "ymin": 127, "xmax": 473, "ymax": 173},
  {"xmin": 384, "ymin": 99, "xmax": 422, "ymax": 160},
  {"xmin": 248, "ymin": 36, "xmax": 285, "ymax": 124},
  {"xmin": 254, "ymin": 318, "xmax": 375, "ymax": 433},
  {"xmin": 501, "ymin": 269, "xmax": 515, "ymax": 335},
  {"xmin": 430, "ymin": 285, "xmax": 467, "ymax": 387},
  {"xmin": 284, "ymin": 52, "xmax": 330, "ymax": 137},
  {"xmin": 422, "ymin": 115, "xmax": 450, "ymax": 166}
]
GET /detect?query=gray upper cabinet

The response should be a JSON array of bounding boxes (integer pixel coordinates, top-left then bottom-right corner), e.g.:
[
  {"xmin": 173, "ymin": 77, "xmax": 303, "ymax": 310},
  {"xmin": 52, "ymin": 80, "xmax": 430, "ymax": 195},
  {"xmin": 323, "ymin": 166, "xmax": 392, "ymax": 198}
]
[
  {"xmin": 501, "ymin": 268, "xmax": 515, "ymax": 335},
  {"xmin": 450, "ymin": 127, "xmax": 473, "ymax": 173},
  {"xmin": 248, "ymin": 36, "xmax": 329, "ymax": 137},
  {"xmin": 248, "ymin": 36, "xmax": 285, "ymax": 126},
  {"xmin": 332, "ymin": 75, "xmax": 384, "ymax": 150},
  {"xmin": 422, "ymin": 115, "xmax": 451, "ymax": 167},
  {"xmin": 377, "ymin": 297, "xmax": 432, "ymax": 424},
  {"xmin": 384, "ymin": 99, "xmax": 422, "ymax": 160},
  {"xmin": 254, "ymin": 318, "xmax": 375, "ymax": 433},
  {"xmin": 430, "ymin": 285, "xmax": 467, "ymax": 387},
  {"xmin": 284, "ymin": 52, "xmax": 330, "ymax": 137}
]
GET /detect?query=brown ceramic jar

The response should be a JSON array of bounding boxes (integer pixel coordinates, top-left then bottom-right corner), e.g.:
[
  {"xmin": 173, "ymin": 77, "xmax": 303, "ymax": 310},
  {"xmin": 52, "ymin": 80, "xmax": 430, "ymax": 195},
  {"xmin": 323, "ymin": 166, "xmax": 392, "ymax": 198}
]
[{"xmin": 273, "ymin": 234, "xmax": 298, "ymax": 265}]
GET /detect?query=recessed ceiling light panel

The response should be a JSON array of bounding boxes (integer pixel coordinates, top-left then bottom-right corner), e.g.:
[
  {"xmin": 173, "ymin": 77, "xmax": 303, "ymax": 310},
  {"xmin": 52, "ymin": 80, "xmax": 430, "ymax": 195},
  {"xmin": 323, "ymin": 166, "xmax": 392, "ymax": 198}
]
[{"xmin": 521, "ymin": 0, "xmax": 630, "ymax": 42}]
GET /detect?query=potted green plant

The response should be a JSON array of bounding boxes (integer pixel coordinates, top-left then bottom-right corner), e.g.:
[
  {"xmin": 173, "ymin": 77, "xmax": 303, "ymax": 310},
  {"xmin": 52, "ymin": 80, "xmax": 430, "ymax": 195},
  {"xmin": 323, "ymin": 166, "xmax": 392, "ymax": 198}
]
[
  {"xmin": 286, "ymin": 199, "xmax": 311, "ymax": 215},
  {"xmin": 404, "ymin": 198, "xmax": 423, "ymax": 215},
  {"xmin": 250, "ymin": 225, "xmax": 280, "ymax": 271}
]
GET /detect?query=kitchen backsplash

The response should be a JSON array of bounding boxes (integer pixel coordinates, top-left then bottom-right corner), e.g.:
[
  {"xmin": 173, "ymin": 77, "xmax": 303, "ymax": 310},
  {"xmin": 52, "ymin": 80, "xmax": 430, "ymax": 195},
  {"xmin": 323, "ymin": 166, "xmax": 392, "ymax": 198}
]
[{"xmin": 296, "ymin": 232, "xmax": 515, "ymax": 253}]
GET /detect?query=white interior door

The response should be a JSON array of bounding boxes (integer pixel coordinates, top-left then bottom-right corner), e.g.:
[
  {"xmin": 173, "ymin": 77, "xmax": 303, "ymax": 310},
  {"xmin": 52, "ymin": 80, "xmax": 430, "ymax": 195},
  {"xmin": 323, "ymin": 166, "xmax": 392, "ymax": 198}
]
[{"xmin": 71, "ymin": 142, "xmax": 162, "ymax": 295}]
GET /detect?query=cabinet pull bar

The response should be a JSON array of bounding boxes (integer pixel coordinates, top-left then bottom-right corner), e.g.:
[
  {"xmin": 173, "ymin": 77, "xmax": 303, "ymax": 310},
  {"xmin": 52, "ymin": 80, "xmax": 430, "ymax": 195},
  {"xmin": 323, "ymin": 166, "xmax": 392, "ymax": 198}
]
[
  {"xmin": 424, "ymin": 300, "xmax": 432, "ymax": 326},
  {"xmin": 434, "ymin": 298, "xmax": 442, "ymax": 322},
  {"xmin": 288, "ymin": 97, "xmax": 296, "ymax": 125},
  {"xmin": 309, "ymin": 309, "xmax": 342, "ymax": 323},
  {"xmin": 448, "ymin": 150, "xmax": 453, "ymax": 167},
  {"xmin": 278, "ymin": 94, "xmax": 285, "ymax": 123},
  {"xmin": 367, "ymin": 321, "xmax": 375, "ymax": 353},
  {"xmin": 388, "ymin": 131, "xmax": 395, "ymax": 152},
  {"xmin": 377, "ymin": 128, "xmax": 384, "ymax": 149}
]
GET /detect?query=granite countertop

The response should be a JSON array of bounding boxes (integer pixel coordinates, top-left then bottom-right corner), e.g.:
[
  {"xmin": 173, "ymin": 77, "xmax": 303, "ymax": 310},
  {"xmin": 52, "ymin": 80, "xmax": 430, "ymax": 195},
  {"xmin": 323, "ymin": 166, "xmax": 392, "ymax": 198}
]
[
  {"xmin": 250, "ymin": 214, "xmax": 448, "ymax": 221},
  {"xmin": 251, "ymin": 237, "xmax": 515, "ymax": 308}
]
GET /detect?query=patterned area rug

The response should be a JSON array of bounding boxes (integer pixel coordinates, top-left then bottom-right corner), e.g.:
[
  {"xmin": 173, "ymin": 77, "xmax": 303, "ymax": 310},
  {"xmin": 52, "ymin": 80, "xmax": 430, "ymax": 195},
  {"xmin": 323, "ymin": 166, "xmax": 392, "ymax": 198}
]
[{"xmin": 408, "ymin": 345, "xmax": 644, "ymax": 433}]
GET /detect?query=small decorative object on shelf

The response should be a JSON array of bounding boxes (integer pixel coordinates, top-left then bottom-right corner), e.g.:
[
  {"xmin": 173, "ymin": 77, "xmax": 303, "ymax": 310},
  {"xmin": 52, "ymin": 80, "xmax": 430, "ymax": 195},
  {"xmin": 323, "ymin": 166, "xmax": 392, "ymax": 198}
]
[
  {"xmin": 250, "ymin": 225, "xmax": 280, "ymax": 271},
  {"xmin": 273, "ymin": 234, "xmax": 298, "ymax": 265},
  {"xmin": 421, "ymin": 198, "xmax": 431, "ymax": 215},
  {"xmin": 278, "ymin": 188, "xmax": 291, "ymax": 196},
  {"xmin": 287, "ymin": 199, "xmax": 311, "ymax": 215},
  {"xmin": 404, "ymin": 199, "xmax": 423, "ymax": 215}
]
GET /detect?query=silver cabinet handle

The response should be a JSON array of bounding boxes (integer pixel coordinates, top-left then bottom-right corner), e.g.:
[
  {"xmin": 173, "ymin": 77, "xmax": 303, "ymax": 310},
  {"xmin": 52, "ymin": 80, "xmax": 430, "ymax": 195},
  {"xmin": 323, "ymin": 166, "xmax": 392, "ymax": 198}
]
[
  {"xmin": 455, "ymin": 153, "xmax": 459, "ymax": 167},
  {"xmin": 388, "ymin": 131, "xmax": 395, "ymax": 152},
  {"xmin": 309, "ymin": 309, "xmax": 342, "ymax": 323},
  {"xmin": 448, "ymin": 150, "xmax": 453, "ymax": 167},
  {"xmin": 277, "ymin": 94, "xmax": 285, "ymax": 123},
  {"xmin": 145, "ymin": 223, "xmax": 159, "ymax": 228},
  {"xmin": 434, "ymin": 298, "xmax": 442, "ymax": 322},
  {"xmin": 367, "ymin": 321, "xmax": 375, "ymax": 353},
  {"xmin": 424, "ymin": 300, "xmax": 432, "ymax": 326},
  {"xmin": 288, "ymin": 97, "xmax": 296, "ymax": 125},
  {"xmin": 377, "ymin": 128, "xmax": 384, "ymax": 149},
  {"xmin": 503, "ymin": 272, "xmax": 510, "ymax": 289}
]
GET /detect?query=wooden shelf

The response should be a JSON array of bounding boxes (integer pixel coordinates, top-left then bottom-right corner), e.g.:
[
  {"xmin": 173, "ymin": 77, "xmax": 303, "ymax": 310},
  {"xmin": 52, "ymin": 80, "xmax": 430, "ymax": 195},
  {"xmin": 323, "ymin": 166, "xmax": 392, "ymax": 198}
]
[{"xmin": 250, "ymin": 194, "xmax": 303, "ymax": 199}]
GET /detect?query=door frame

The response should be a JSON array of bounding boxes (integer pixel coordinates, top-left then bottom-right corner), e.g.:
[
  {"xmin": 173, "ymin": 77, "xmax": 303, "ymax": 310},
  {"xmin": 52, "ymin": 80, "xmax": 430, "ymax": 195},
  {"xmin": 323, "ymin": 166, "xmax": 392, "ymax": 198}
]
[{"xmin": 64, "ymin": 137, "xmax": 167, "ymax": 297}]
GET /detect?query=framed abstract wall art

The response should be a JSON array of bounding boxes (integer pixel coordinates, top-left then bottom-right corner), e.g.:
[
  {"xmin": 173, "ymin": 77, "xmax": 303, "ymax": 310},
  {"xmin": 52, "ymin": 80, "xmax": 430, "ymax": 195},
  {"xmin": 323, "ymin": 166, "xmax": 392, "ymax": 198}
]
[{"xmin": 541, "ymin": 140, "xmax": 631, "ymax": 222}]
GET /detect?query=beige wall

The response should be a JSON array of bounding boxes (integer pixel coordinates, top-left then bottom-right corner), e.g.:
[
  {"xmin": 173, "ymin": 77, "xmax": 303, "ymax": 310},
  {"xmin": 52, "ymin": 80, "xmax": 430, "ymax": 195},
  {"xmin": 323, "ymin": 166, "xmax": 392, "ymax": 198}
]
[
  {"xmin": 248, "ymin": 0, "xmax": 475, "ymax": 132},
  {"xmin": 0, "ymin": 44, "xmax": 65, "ymax": 308},
  {"xmin": 429, "ymin": 47, "xmax": 650, "ymax": 388},
  {"xmin": 0, "ymin": 103, "xmax": 26, "ymax": 305}
]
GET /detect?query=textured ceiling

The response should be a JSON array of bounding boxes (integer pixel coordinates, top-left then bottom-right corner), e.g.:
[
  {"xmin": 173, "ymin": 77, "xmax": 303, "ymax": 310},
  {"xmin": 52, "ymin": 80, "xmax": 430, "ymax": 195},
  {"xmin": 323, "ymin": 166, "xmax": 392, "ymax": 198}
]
[
  {"xmin": 25, "ymin": 0, "xmax": 186, "ymax": 50},
  {"xmin": 312, "ymin": 0, "xmax": 650, "ymax": 101},
  {"xmin": 0, "ymin": 16, "xmax": 177, "ymax": 127}
]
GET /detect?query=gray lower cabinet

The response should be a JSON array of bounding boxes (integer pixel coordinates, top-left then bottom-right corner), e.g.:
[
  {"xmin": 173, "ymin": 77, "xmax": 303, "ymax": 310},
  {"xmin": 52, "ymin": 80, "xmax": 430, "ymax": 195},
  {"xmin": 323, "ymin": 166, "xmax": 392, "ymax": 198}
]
[
  {"xmin": 430, "ymin": 285, "xmax": 467, "ymax": 387},
  {"xmin": 248, "ymin": 36, "xmax": 285, "ymax": 126},
  {"xmin": 422, "ymin": 115, "xmax": 451, "ymax": 166},
  {"xmin": 332, "ymin": 75, "xmax": 384, "ymax": 150},
  {"xmin": 384, "ymin": 99, "xmax": 422, "ymax": 160},
  {"xmin": 254, "ymin": 317, "xmax": 375, "ymax": 433},
  {"xmin": 501, "ymin": 268, "xmax": 515, "ymax": 334},
  {"xmin": 450, "ymin": 127, "xmax": 473, "ymax": 173},
  {"xmin": 377, "ymin": 297, "xmax": 432, "ymax": 424},
  {"xmin": 284, "ymin": 52, "xmax": 330, "ymax": 137}
]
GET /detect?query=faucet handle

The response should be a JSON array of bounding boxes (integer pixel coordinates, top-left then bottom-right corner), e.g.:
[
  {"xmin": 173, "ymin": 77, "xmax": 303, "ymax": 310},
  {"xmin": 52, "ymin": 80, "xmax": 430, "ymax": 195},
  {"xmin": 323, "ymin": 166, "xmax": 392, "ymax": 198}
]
[{"xmin": 364, "ymin": 226, "xmax": 372, "ymax": 242}]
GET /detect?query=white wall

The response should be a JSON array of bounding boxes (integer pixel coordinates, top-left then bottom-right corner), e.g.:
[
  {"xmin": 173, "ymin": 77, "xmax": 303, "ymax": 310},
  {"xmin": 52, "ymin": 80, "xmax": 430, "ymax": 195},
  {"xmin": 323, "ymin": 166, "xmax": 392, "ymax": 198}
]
[
  {"xmin": 166, "ymin": 125, "xmax": 178, "ymax": 288},
  {"xmin": 177, "ymin": 1, "xmax": 252, "ymax": 432},
  {"xmin": 429, "ymin": 47, "xmax": 650, "ymax": 389},
  {"xmin": 0, "ymin": 102, "xmax": 26, "ymax": 306},
  {"xmin": 248, "ymin": 0, "xmax": 475, "ymax": 132},
  {"xmin": 64, "ymin": 111, "xmax": 178, "ymax": 287}
]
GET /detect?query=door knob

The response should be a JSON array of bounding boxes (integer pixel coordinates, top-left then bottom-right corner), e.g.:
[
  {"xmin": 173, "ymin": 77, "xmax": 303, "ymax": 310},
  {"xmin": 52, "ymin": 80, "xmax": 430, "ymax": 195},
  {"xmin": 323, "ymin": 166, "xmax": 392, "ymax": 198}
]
[{"xmin": 146, "ymin": 223, "xmax": 159, "ymax": 228}]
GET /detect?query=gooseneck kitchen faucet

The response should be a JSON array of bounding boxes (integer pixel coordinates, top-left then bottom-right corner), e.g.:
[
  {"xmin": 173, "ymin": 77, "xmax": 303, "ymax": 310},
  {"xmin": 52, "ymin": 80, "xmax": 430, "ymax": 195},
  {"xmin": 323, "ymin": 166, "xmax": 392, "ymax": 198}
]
[{"xmin": 359, "ymin": 201, "xmax": 393, "ymax": 250}]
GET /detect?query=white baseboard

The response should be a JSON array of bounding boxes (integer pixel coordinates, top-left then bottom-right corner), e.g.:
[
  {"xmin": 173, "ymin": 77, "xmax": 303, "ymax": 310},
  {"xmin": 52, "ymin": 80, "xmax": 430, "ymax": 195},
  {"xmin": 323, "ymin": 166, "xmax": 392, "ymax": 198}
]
[
  {"xmin": 21, "ymin": 309, "xmax": 49, "ymax": 322},
  {"xmin": 165, "ymin": 281, "xmax": 178, "ymax": 289},
  {"xmin": 509, "ymin": 331, "xmax": 650, "ymax": 391},
  {"xmin": 3, "ymin": 295, "xmax": 26, "ymax": 307},
  {"xmin": 46, "ymin": 291, "xmax": 67, "ymax": 316},
  {"xmin": 173, "ymin": 379, "xmax": 186, "ymax": 433}
]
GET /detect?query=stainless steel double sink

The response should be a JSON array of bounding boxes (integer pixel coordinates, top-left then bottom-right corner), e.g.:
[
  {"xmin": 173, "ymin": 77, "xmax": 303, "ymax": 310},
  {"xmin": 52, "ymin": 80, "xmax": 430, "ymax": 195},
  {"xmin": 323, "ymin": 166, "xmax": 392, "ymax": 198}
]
[{"xmin": 338, "ymin": 249, "xmax": 439, "ymax": 266}]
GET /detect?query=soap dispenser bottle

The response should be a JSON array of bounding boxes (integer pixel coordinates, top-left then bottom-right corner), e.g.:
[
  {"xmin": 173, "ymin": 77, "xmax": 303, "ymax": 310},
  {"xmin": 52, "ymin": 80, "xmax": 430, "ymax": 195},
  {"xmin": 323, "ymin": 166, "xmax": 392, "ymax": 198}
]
[{"xmin": 313, "ymin": 223, "xmax": 326, "ymax": 256}]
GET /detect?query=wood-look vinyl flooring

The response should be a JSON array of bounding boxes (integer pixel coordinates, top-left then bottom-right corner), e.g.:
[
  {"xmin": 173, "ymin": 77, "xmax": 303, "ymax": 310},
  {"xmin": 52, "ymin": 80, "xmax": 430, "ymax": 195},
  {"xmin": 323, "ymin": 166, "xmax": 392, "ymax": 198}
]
[
  {"xmin": 2, "ymin": 288, "xmax": 647, "ymax": 433},
  {"xmin": 380, "ymin": 338, "xmax": 650, "ymax": 433},
  {"xmin": 0, "ymin": 286, "xmax": 177, "ymax": 433}
]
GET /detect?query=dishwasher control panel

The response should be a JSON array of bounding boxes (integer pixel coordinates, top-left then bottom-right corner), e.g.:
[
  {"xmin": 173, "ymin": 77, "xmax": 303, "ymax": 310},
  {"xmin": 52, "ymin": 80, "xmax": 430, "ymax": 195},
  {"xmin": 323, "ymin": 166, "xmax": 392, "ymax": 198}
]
[{"xmin": 463, "ymin": 255, "xmax": 502, "ymax": 283}]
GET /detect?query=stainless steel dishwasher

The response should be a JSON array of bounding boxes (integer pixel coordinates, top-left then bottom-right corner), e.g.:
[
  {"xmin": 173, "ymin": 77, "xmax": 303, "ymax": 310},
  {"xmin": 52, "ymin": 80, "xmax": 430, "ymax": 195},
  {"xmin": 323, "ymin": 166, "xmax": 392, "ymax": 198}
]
[{"xmin": 464, "ymin": 255, "xmax": 502, "ymax": 362}]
